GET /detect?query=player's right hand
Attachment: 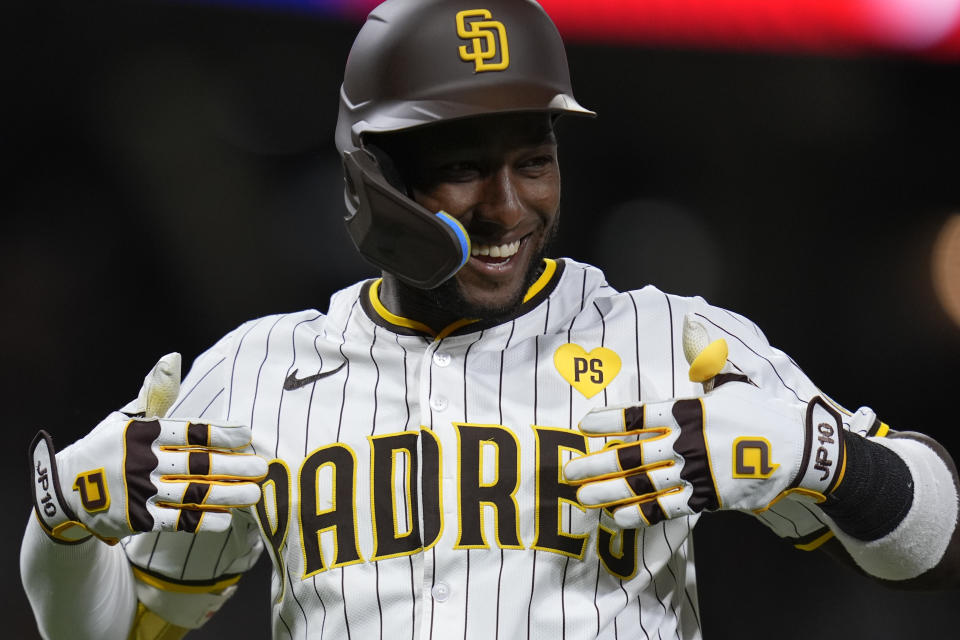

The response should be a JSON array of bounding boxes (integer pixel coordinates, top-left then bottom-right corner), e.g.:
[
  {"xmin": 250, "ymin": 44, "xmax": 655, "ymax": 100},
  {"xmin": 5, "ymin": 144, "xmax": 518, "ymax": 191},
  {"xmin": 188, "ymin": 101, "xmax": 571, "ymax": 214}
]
[{"xmin": 29, "ymin": 353, "xmax": 268, "ymax": 544}]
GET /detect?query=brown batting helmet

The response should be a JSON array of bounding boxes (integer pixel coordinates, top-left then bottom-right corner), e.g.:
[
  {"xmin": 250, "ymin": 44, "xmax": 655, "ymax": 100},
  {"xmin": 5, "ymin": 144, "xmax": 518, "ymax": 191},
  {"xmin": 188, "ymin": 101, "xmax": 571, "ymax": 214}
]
[{"xmin": 336, "ymin": 0, "xmax": 593, "ymax": 289}]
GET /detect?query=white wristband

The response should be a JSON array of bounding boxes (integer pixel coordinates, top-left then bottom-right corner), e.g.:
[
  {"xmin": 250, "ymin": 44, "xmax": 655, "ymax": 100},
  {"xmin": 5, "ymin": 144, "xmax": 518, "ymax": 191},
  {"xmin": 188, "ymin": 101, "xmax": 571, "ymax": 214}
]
[{"xmin": 826, "ymin": 437, "xmax": 958, "ymax": 581}]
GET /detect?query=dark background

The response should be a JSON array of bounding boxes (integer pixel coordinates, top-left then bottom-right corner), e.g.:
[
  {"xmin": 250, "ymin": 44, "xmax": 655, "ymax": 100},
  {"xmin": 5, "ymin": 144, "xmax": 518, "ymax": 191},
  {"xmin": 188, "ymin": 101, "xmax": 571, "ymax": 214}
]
[{"xmin": 5, "ymin": 1, "xmax": 960, "ymax": 637}]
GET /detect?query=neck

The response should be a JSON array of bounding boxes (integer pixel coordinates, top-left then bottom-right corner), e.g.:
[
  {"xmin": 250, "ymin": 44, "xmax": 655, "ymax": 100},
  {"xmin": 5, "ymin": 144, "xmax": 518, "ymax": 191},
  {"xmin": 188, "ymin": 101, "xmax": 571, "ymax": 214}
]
[{"xmin": 377, "ymin": 274, "xmax": 469, "ymax": 336}]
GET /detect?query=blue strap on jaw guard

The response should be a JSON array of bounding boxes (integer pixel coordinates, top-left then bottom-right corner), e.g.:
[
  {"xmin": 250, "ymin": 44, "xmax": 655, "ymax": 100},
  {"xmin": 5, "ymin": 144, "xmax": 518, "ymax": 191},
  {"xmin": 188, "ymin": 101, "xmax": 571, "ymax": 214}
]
[{"xmin": 435, "ymin": 211, "xmax": 471, "ymax": 273}]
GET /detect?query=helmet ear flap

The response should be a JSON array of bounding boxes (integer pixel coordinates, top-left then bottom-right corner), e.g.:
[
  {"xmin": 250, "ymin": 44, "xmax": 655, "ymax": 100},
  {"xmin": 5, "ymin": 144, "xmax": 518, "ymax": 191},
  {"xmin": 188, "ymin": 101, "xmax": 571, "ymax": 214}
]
[
  {"xmin": 342, "ymin": 143, "xmax": 407, "ymax": 220},
  {"xmin": 363, "ymin": 141, "xmax": 409, "ymax": 196},
  {"xmin": 343, "ymin": 160, "xmax": 360, "ymax": 218}
]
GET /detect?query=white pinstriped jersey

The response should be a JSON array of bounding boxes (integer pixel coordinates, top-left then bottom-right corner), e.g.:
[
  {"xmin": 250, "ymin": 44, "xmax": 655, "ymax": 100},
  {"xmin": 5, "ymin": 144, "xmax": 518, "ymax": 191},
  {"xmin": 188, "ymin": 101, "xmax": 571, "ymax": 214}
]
[{"xmin": 123, "ymin": 258, "xmax": 878, "ymax": 639}]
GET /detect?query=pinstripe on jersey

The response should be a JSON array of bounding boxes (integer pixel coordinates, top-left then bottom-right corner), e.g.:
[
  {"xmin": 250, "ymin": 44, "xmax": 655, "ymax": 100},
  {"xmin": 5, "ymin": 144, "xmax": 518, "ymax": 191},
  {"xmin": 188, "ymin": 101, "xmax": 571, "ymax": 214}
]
[{"xmin": 124, "ymin": 258, "xmax": 853, "ymax": 639}]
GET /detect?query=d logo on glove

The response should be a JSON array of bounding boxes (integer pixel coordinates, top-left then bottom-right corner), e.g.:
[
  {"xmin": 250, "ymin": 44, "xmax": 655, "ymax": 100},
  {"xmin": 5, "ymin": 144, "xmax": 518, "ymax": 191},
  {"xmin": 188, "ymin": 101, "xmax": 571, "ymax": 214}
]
[
  {"xmin": 73, "ymin": 470, "xmax": 110, "ymax": 512},
  {"xmin": 732, "ymin": 438, "xmax": 778, "ymax": 479}
]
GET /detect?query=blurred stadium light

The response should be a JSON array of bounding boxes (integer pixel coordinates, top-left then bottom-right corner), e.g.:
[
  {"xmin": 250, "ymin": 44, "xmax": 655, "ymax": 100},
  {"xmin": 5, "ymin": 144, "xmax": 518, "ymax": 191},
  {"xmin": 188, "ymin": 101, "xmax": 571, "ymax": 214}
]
[
  {"xmin": 175, "ymin": 0, "xmax": 960, "ymax": 58},
  {"xmin": 934, "ymin": 215, "xmax": 960, "ymax": 328}
]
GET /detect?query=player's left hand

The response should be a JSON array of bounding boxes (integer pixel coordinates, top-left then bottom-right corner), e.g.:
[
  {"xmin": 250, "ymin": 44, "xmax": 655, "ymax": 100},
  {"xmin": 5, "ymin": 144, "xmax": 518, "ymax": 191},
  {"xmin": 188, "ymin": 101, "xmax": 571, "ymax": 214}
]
[{"xmin": 563, "ymin": 315, "xmax": 850, "ymax": 528}]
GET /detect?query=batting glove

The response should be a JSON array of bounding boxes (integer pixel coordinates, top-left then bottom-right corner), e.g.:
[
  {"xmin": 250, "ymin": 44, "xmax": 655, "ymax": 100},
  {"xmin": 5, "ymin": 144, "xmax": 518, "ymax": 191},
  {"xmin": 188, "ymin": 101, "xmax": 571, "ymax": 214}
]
[
  {"xmin": 563, "ymin": 315, "xmax": 853, "ymax": 528},
  {"xmin": 29, "ymin": 353, "xmax": 268, "ymax": 544}
]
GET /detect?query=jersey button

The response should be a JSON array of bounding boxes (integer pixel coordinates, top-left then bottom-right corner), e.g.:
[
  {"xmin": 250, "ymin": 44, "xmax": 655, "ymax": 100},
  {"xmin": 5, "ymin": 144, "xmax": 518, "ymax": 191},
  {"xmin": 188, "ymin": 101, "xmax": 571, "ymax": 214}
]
[
  {"xmin": 431, "ymin": 582, "xmax": 451, "ymax": 602},
  {"xmin": 430, "ymin": 396, "xmax": 448, "ymax": 412},
  {"xmin": 433, "ymin": 352, "xmax": 452, "ymax": 367}
]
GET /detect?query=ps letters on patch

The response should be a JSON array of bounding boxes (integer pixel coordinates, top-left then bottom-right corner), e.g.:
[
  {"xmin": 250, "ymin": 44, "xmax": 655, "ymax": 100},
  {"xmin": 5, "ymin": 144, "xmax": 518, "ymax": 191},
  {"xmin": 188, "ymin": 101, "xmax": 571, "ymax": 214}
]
[{"xmin": 573, "ymin": 357, "xmax": 604, "ymax": 384}]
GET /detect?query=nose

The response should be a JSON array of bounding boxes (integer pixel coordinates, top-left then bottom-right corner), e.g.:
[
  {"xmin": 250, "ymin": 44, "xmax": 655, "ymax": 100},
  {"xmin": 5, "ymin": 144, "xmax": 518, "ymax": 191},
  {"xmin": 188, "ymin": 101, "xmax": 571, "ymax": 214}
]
[{"xmin": 475, "ymin": 167, "xmax": 525, "ymax": 230}]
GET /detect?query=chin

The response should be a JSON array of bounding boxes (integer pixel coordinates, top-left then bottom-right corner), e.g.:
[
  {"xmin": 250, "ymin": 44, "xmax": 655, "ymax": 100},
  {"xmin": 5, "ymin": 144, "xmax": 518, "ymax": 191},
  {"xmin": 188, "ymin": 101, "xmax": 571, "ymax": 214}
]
[
  {"xmin": 449, "ymin": 260, "xmax": 543, "ymax": 320},
  {"xmin": 419, "ymin": 233, "xmax": 553, "ymax": 322},
  {"xmin": 457, "ymin": 286, "xmax": 527, "ymax": 319}
]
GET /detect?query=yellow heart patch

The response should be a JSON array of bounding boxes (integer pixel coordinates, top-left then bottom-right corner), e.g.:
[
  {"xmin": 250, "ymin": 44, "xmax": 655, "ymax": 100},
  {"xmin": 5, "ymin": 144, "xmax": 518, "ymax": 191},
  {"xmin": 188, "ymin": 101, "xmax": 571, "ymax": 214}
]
[{"xmin": 553, "ymin": 344, "xmax": 621, "ymax": 398}]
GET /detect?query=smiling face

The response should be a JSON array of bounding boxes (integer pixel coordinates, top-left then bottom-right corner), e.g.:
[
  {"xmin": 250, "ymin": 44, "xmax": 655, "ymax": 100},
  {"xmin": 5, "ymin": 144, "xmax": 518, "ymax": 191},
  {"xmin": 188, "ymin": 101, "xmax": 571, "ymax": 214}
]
[{"xmin": 376, "ymin": 112, "xmax": 561, "ymax": 324}]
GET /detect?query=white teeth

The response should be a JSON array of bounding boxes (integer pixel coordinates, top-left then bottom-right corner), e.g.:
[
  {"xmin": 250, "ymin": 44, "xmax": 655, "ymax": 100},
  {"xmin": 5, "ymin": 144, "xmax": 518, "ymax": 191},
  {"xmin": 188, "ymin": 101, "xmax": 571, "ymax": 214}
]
[{"xmin": 471, "ymin": 240, "xmax": 521, "ymax": 259}]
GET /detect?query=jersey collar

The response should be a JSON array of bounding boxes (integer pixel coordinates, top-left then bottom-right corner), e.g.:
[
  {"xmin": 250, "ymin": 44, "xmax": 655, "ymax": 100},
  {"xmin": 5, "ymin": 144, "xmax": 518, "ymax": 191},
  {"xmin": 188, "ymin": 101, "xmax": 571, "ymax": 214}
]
[{"xmin": 360, "ymin": 258, "xmax": 565, "ymax": 340}]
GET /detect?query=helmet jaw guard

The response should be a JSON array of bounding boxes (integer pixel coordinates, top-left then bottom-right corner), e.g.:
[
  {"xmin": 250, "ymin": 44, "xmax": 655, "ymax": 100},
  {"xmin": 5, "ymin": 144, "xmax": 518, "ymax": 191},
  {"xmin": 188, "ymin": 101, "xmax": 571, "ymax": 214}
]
[
  {"xmin": 336, "ymin": 0, "xmax": 594, "ymax": 289},
  {"xmin": 342, "ymin": 148, "xmax": 470, "ymax": 290}
]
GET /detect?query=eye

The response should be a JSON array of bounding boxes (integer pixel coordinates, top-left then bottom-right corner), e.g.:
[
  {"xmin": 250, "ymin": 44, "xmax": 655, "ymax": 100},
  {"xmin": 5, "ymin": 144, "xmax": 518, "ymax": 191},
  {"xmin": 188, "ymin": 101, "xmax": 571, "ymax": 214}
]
[
  {"xmin": 523, "ymin": 155, "xmax": 553, "ymax": 167},
  {"xmin": 518, "ymin": 154, "xmax": 555, "ymax": 173},
  {"xmin": 436, "ymin": 161, "xmax": 482, "ymax": 182}
]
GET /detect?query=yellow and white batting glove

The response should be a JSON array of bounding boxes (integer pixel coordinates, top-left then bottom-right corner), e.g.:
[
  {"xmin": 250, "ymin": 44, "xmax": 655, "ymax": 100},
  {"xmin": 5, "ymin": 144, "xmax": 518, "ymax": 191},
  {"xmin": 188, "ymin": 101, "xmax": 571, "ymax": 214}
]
[
  {"xmin": 29, "ymin": 353, "xmax": 268, "ymax": 544},
  {"xmin": 564, "ymin": 315, "xmax": 854, "ymax": 528}
]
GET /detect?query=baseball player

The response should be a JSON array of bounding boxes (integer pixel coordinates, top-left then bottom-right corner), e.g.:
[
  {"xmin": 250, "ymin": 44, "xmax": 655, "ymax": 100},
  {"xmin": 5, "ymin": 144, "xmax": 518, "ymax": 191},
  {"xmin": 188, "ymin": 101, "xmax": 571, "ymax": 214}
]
[{"xmin": 21, "ymin": 1, "xmax": 960, "ymax": 639}]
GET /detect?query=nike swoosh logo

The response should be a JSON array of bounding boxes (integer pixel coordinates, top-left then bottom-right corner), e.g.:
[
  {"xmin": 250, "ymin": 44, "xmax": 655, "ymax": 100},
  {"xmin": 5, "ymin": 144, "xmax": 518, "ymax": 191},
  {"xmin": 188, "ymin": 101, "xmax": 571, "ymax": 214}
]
[{"xmin": 283, "ymin": 362, "xmax": 347, "ymax": 391}]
